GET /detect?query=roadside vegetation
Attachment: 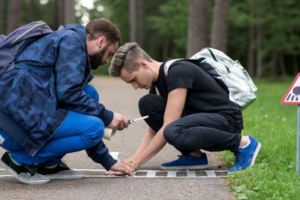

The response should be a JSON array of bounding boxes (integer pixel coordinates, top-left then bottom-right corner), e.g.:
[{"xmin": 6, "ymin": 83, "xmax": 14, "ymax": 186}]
[{"xmin": 226, "ymin": 78, "xmax": 300, "ymax": 199}]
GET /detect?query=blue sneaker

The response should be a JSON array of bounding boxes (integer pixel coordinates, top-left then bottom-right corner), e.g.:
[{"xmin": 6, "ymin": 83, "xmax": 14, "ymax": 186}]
[
  {"xmin": 228, "ymin": 136, "xmax": 261, "ymax": 173},
  {"xmin": 160, "ymin": 154, "xmax": 208, "ymax": 170}
]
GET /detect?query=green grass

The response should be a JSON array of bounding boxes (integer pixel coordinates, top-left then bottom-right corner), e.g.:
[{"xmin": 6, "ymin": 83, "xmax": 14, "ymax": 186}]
[
  {"xmin": 92, "ymin": 64, "xmax": 109, "ymax": 75},
  {"xmin": 226, "ymin": 79, "xmax": 300, "ymax": 199}
]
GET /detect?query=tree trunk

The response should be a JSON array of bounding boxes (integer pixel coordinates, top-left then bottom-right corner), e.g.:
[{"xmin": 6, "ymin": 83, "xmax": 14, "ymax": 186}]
[
  {"xmin": 129, "ymin": 0, "xmax": 143, "ymax": 45},
  {"xmin": 55, "ymin": 0, "xmax": 64, "ymax": 28},
  {"xmin": 25, "ymin": 0, "xmax": 37, "ymax": 22},
  {"xmin": 0, "ymin": 0, "xmax": 7, "ymax": 34},
  {"xmin": 247, "ymin": 0, "xmax": 257, "ymax": 76},
  {"xmin": 211, "ymin": 0, "xmax": 230, "ymax": 52},
  {"xmin": 256, "ymin": 25, "xmax": 263, "ymax": 78},
  {"xmin": 186, "ymin": 0, "xmax": 209, "ymax": 57},
  {"xmin": 55, "ymin": 0, "xmax": 75, "ymax": 28},
  {"xmin": 64, "ymin": 0, "xmax": 75, "ymax": 24},
  {"xmin": 293, "ymin": 56, "xmax": 298, "ymax": 75},
  {"xmin": 247, "ymin": 25, "xmax": 257, "ymax": 76},
  {"xmin": 7, "ymin": 0, "xmax": 21, "ymax": 32},
  {"xmin": 162, "ymin": 37, "xmax": 171, "ymax": 59},
  {"xmin": 278, "ymin": 51, "xmax": 286, "ymax": 76}
]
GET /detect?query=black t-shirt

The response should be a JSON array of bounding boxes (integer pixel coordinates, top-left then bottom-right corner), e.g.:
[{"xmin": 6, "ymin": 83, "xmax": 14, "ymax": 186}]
[{"xmin": 150, "ymin": 60, "xmax": 243, "ymax": 129}]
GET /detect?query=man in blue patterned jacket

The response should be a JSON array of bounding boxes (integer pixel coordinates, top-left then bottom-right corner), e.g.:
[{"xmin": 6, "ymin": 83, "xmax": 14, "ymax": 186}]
[{"xmin": 0, "ymin": 18, "xmax": 131, "ymax": 184}]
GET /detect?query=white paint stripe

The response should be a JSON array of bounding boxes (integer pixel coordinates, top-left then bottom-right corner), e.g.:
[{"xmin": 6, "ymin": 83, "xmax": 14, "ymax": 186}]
[
  {"xmin": 73, "ymin": 169, "xmax": 105, "ymax": 172},
  {"xmin": 167, "ymin": 171, "xmax": 177, "ymax": 178},
  {"xmin": 146, "ymin": 170, "xmax": 156, "ymax": 177},
  {"xmin": 206, "ymin": 170, "xmax": 216, "ymax": 177},
  {"xmin": 0, "ymin": 168, "xmax": 5, "ymax": 171},
  {"xmin": 187, "ymin": 170, "xmax": 196, "ymax": 177},
  {"xmin": 0, "ymin": 175, "xmax": 11, "ymax": 178},
  {"xmin": 83, "ymin": 175, "xmax": 124, "ymax": 178}
]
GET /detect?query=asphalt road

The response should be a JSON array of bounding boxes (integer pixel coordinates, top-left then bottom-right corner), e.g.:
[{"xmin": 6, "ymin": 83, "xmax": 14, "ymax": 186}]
[{"xmin": 0, "ymin": 76, "xmax": 235, "ymax": 200}]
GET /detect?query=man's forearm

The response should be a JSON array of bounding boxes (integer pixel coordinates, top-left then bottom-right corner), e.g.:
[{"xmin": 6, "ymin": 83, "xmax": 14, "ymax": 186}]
[
  {"xmin": 132, "ymin": 128, "xmax": 155, "ymax": 157},
  {"xmin": 129, "ymin": 88, "xmax": 188, "ymax": 169},
  {"xmin": 134, "ymin": 128, "xmax": 167, "ymax": 167}
]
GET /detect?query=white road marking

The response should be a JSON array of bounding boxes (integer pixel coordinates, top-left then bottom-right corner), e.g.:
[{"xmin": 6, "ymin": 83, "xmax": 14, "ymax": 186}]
[
  {"xmin": 167, "ymin": 171, "xmax": 176, "ymax": 178},
  {"xmin": 73, "ymin": 168, "xmax": 104, "ymax": 172},
  {"xmin": 146, "ymin": 170, "xmax": 156, "ymax": 177},
  {"xmin": 206, "ymin": 170, "xmax": 217, "ymax": 177},
  {"xmin": 187, "ymin": 170, "xmax": 196, "ymax": 177}
]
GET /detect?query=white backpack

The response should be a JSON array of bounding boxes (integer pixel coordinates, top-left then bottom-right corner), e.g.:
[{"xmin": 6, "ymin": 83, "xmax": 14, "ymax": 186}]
[{"xmin": 164, "ymin": 47, "xmax": 257, "ymax": 108}]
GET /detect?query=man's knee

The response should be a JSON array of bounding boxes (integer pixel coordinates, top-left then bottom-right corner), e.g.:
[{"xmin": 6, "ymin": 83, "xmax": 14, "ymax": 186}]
[
  {"xmin": 139, "ymin": 94, "xmax": 153, "ymax": 116},
  {"xmin": 138, "ymin": 94, "xmax": 166, "ymax": 132},
  {"xmin": 82, "ymin": 117, "xmax": 104, "ymax": 146},
  {"xmin": 164, "ymin": 122, "xmax": 190, "ymax": 151},
  {"xmin": 138, "ymin": 94, "xmax": 165, "ymax": 116},
  {"xmin": 163, "ymin": 123, "xmax": 180, "ymax": 145}
]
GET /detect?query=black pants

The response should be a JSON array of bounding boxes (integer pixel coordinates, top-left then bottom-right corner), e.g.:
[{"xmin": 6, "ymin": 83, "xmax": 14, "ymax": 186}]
[{"xmin": 139, "ymin": 94, "xmax": 242, "ymax": 155}]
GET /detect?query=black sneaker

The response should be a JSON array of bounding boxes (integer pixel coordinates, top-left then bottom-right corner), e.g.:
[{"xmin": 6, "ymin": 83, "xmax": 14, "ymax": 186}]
[
  {"xmin": 36, "ymin": 161, "xmax": 84, "ymax": 180},
  {"xmin": 0, "ymin": 152, "xmax": 49, "ymax": 184}
]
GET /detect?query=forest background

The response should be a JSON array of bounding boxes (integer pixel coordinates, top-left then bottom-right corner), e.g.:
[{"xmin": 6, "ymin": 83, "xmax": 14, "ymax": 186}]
[{"xmin": 1, "ymin": 0, "xmax": 299, "ymax": 78}]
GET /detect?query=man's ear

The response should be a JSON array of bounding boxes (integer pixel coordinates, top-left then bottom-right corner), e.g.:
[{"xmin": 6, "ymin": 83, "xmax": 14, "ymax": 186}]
[
  {"xmin": 97, "ymin": 35, "xmax": 106, "ymax": 49},
  {"xmin": 138, "ymin": 60, "xmax": 148, "ymax": 69}
]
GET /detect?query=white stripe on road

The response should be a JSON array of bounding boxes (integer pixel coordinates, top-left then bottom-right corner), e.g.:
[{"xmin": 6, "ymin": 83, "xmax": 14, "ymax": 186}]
[
  {"xmin": 167, "ymin": 171, "xmax": 176, "ymax": 178},
  {"xmin": 73, "ymin": 168, "xmax": 104, "ymax": 172},
  {"xmin": 146, "ymin": 170, "xmax": 156, "ymax": 177},
  {"xmin": 206, "ymin": 170, "xmax": 217, "ymax": 177},
  {"xmin": 187, "ymin": 170, "xmax": 196, "ymax": 177}
]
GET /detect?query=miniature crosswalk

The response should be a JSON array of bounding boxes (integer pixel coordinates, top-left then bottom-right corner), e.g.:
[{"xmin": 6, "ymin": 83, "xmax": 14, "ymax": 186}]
[
  {"xmin": 130, "ymin": 169, "xmax": 228, "ymax": 178},
  {"xmin": 0, "ymin": 168, "xmax": 228, "ymax": 179}
]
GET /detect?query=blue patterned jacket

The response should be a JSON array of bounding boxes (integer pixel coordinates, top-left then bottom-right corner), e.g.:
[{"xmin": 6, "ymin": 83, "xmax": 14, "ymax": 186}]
[{"xmin": 0, "ymin": 24, "xmax": 115, "ymax": 168}]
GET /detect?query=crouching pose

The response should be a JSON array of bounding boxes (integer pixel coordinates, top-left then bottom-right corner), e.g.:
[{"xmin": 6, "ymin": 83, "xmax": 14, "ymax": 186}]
[
  {"xmin": 108, "ymin": 42, "xmax": 261, "ymax": 174},
  {"xmin": 0, "ymin": 18, "xmax": 131, "ymax": 184}
]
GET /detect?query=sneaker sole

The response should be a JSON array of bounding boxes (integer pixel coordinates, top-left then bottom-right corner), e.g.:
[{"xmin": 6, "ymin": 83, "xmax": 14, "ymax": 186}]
[
  {"xmin": 250, "ymin": 142, "xmax": 261, "ymax": 166},
  {"xmin": 0, "ymin": 159, "xmax": 49, "ymax": 185},
  {"xmin": 160, "ymin": 164, "xmax": 209, "ymax": 170}
]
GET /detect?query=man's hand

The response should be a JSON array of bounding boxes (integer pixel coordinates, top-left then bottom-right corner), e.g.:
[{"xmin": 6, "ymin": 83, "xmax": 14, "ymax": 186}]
[
  {"xmin": 105, "ymin": 161, "xmax": 133, "ymax": 176},
  {"xmin": 126, "ymin": 160, "xmax": 139, "ymax": 174},
  {"xmin": 108, "ymin": 113, "xmax": 129, "ymax": 130}
]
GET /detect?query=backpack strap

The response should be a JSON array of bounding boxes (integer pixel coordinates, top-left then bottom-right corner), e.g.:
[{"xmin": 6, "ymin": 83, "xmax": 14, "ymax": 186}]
[
  {"xmin": 164, "ymin": 58, "xmax": 183, "ymax": 76},
  {"xmin": 205, "ymin": 48, "xmax": 230, "ymax": 73}
]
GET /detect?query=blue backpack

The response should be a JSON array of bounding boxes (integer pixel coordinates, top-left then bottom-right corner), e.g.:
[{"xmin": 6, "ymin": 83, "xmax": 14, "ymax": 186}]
[{"xmin": 0, "ymin": 21, "xmax": 53, "ymax": 76}]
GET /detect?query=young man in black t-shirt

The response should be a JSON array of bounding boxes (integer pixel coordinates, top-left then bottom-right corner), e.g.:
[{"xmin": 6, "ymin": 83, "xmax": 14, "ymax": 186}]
[{"xmin": 109, "ymin": 42, "xmax": 261, "ymax": 174}]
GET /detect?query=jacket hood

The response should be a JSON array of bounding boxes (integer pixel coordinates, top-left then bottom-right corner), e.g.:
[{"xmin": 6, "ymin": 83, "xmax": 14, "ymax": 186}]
[{"xmin": 63, "ymin": 24, "xmax": 86, "ymax": 42}]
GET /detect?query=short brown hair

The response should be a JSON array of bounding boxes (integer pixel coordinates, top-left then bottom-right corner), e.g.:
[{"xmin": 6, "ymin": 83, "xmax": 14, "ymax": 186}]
[
  {"xmin": 109, "ymin": 42, "xmax": 151, "ymax": 77},
  {"xmin": 86, "ymin": 18, "xmax": 121, "ymax": 44}
]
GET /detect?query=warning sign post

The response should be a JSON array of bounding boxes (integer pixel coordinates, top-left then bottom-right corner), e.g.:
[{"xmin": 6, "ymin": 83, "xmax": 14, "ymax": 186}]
[{"xmin": 281, "ymin": 73, "xmax": 300, "ymax": 175}]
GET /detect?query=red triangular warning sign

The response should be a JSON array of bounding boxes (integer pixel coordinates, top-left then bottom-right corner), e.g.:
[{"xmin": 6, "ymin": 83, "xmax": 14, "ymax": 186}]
[{"xmin": 281, "ymin": 73, "xmax": 300, "ymax": 105}]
